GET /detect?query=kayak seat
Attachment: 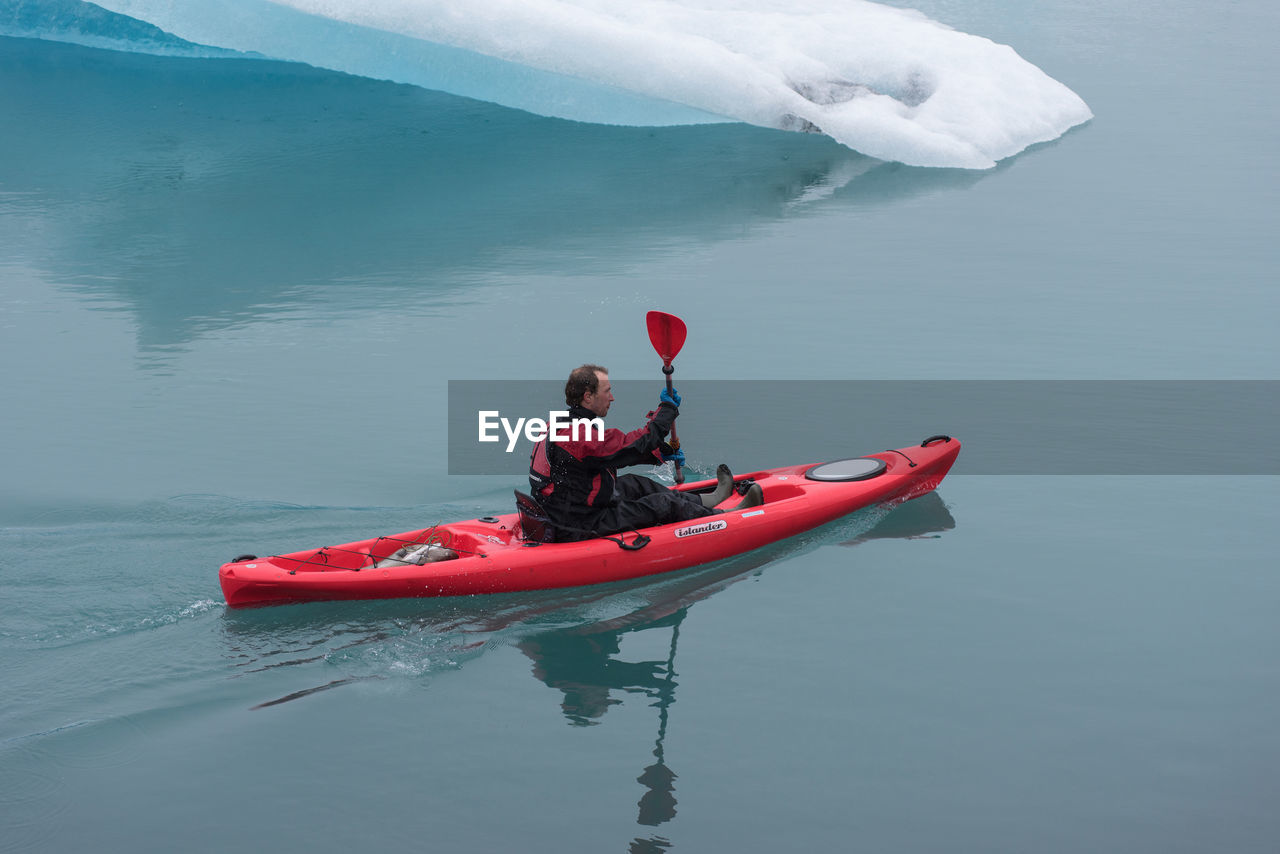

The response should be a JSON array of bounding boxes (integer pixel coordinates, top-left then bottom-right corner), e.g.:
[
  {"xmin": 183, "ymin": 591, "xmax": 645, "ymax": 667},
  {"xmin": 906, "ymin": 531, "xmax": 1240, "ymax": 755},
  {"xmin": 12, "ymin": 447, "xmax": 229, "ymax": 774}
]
[{"xmin": 514, "ymin": 490, "xmax": 556, "ymax": 544}]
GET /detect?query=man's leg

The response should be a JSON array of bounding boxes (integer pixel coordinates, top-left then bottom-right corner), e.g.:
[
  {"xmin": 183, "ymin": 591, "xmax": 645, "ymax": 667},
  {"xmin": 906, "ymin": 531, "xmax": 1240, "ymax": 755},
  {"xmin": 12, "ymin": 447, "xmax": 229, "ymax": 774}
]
[
  {"xmin": 594, "ymin": 474, "xmax": 715, "ymax": 534},
  {"xmin": 618, "ymin": 473, "xmax": 712, "ymax": 504}
]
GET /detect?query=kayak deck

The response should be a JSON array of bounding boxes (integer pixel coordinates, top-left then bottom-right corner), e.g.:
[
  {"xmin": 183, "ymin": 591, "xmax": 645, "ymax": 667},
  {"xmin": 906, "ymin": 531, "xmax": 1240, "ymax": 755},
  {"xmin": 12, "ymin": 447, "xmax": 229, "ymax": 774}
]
[{"xmin": 219, "ymin": 436, "xmax": 960, "ymax": 607}]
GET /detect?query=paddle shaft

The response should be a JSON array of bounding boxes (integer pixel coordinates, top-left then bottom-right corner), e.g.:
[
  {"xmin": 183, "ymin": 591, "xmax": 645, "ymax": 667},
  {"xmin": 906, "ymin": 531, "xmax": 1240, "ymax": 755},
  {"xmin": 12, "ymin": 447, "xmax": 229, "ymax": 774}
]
[{"xmin": 663, "ymin": 365, "xmax": 684, "ymax": 484}]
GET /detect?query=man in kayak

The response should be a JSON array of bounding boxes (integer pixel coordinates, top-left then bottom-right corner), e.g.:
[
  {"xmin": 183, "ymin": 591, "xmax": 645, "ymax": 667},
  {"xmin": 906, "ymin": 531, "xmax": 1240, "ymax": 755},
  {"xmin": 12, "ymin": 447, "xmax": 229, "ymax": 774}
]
[{"xmin": 528, "ymin": 364, "xmax": 762, "ymax": 542}]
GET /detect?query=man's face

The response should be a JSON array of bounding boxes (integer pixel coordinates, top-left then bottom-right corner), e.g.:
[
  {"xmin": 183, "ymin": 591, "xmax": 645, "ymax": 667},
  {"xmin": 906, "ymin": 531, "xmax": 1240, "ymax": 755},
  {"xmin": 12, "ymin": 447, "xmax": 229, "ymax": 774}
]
[{"xmin": 582, "ymin": 371, "xmax": 613, "ymax": 418}]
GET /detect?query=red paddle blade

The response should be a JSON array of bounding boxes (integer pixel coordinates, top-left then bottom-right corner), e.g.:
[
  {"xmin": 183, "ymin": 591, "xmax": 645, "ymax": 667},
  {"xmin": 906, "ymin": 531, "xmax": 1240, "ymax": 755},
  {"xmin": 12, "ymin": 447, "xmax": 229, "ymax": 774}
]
[{"xmin": 646, "ymin": 311, "xmax": 687, "ymax": 365}]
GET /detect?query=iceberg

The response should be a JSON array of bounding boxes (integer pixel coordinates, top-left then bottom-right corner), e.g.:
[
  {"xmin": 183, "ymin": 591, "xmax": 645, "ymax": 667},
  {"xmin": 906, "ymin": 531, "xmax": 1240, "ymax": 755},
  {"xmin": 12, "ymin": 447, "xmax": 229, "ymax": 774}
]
[{"xmin": 42, "ymin": 0, "xmax": 1093, "ymax": 168}]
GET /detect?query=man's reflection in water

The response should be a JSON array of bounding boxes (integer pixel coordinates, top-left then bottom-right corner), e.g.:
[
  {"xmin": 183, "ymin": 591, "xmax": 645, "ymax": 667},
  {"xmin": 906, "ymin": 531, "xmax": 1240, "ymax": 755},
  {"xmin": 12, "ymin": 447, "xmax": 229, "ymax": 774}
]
[{"xmin": 519, "ymin": 609, "xmax": 686, "ymax": 832}]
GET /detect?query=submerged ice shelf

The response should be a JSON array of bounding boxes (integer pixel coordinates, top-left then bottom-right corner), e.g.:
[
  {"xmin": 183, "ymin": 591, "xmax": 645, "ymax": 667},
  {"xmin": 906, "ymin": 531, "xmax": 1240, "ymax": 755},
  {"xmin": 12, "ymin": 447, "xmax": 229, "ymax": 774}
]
[{"xmin": 33, "ymin": 0, "xmax": 1093, "ymax": 168}]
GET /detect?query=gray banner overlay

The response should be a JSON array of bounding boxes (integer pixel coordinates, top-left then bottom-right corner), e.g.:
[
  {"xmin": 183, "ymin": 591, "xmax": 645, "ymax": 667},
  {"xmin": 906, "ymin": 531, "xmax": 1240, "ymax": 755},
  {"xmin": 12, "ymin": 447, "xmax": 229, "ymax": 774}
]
[{"xmin": 448, "ymin": 381, "xmax": 1278, "ymax": 475}]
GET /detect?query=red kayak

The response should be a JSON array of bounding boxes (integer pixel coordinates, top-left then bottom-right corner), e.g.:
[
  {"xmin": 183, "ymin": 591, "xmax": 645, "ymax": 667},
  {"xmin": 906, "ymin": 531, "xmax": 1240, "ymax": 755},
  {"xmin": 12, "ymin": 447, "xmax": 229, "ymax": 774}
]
[{"xmin": 219, "ymin": 435, "xmax": 960, "ymax": 608}]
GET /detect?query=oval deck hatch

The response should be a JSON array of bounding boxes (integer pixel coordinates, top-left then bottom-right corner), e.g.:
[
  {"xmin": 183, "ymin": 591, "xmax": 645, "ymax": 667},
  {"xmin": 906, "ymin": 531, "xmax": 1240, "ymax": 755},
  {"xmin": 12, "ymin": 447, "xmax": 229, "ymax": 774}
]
[{"xmin": 804, "ymin": 457, "xmax": 887, "ymax": 482}]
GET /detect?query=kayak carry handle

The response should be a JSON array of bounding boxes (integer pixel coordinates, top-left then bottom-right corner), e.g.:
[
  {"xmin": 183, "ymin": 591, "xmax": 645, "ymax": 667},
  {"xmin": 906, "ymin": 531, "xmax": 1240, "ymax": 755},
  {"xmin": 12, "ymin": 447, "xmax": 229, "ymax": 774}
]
[
  {"xmin": 920, "ymin": 435, "xmax": 952, "ymax": 447},
  {"xmin": 615, "ymin": 534, "xmax": 651, "ymax": 551}
]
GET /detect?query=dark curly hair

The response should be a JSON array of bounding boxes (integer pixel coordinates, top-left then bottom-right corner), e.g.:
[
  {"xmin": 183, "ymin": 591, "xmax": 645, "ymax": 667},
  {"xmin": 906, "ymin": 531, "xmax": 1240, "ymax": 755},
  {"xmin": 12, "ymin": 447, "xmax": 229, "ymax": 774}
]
[{"xmin": 565, "ymin": 364, "xmax": 608, "ymax": 407}]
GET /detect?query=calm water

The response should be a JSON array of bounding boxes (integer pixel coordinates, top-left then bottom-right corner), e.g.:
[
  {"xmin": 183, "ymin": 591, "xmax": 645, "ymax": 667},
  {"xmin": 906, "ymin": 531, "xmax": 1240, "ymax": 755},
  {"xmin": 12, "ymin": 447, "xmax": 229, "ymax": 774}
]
[{"xmin": 2, "ymin": 1, "xmax": 1278, "ymax": 851}]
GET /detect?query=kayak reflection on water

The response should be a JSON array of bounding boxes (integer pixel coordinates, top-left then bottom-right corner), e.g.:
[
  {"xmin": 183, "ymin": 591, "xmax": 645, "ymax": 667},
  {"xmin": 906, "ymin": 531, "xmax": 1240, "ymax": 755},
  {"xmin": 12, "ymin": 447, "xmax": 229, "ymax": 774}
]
[
  {"xmin": 511, "ymin": 489, "xmax": 957, "ymax": 843},
  {"xmin": 839, "ymin": 491, "xmax": 955, "ymax": 546}
]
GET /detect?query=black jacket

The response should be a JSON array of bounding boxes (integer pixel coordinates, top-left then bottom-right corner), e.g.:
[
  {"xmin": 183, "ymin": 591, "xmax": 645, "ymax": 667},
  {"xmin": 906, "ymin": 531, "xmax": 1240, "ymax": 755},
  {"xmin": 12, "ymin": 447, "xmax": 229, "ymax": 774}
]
[{"xmin": 529, "ymin": 402, "xmax": 677, "ymax": 525}]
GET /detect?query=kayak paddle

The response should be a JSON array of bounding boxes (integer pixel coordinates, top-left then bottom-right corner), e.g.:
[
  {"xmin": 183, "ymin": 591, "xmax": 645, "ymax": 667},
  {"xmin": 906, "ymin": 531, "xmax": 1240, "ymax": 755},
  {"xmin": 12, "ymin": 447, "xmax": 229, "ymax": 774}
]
[{"xmin": 646, "ymin": 311, "xmax": 686, "ymax": 484}]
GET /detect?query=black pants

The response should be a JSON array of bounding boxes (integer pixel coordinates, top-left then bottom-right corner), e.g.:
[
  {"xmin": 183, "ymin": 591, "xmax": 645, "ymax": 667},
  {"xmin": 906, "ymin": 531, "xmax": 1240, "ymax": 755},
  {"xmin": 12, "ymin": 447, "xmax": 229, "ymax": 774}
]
[{"xmin": 556, "ymin": 474, "xmax": 716, "ymax": 542}]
